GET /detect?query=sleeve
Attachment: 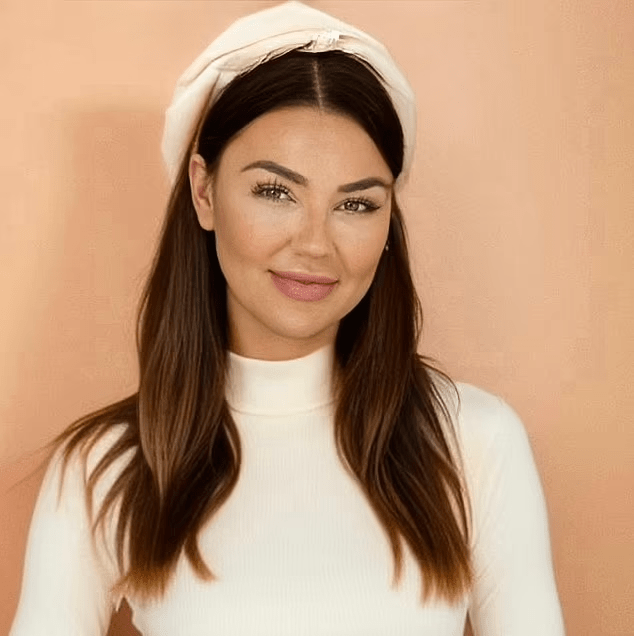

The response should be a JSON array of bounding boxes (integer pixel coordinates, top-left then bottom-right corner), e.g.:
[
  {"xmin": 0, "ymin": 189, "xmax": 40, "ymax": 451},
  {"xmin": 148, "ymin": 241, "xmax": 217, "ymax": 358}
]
[
  {"xmin": 9, "ymin": 440, "xmax": 121, "ymax": 636},
  {"xmin": 463, "ymin": 394, "xmax": 566, "ymax": 636}
]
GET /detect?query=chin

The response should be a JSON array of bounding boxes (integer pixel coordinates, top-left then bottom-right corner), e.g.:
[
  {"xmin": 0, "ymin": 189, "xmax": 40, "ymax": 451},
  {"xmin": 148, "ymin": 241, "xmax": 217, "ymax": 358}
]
[
  {"xmin": 273, "ymin": 324, "xmax": 334, "ymax": 342},
  {"xmin": 267, "ymin": 316, "xmax": 339, "ymax": 343}
]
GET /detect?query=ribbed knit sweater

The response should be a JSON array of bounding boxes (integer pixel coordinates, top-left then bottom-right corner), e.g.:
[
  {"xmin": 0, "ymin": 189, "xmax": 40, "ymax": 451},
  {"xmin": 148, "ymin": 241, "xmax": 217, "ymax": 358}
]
[{"xmin": 10, "ymin": 345, "xmax": 565, "ymax": 635}]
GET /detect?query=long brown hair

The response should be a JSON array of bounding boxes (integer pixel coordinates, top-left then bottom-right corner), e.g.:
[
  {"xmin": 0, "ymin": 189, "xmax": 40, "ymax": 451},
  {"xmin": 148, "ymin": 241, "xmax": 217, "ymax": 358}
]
[{"xmin": 46, "ymin": 50, "xmax": 472, "ymax": 605}]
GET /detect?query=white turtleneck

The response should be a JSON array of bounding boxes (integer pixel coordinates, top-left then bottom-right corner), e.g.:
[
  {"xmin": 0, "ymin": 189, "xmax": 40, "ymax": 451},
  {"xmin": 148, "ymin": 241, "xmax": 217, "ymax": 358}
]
[{"xmin": 10, "ymin": 346, "xmax": 565, "ymax": 636}]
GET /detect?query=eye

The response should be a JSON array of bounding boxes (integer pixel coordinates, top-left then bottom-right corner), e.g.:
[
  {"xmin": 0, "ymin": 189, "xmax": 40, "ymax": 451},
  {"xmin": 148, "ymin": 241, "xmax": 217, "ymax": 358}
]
[
  {"xmin": 337, "ymin": 198, "xmax": 380, "ymax": 214},
  {"xmin": 252, "ymin": 180, "xmax": 294, "ymax": 202}
]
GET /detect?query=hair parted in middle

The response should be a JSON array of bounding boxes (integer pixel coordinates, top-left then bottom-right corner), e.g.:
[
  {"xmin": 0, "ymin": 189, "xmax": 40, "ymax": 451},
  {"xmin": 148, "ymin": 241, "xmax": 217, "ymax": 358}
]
[{"xmin": 49, "ymin": 49, "xmax": 473, "ymax": 605}]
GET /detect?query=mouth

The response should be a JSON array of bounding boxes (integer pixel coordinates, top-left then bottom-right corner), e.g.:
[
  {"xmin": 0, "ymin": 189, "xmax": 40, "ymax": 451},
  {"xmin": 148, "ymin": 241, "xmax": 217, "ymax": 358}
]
[
  {"xmin": 270, "ymin": 270, "xmax": 338, "ymax": 302},
  {"xmin": 270, "ymin": 270, "xmax": 339, "ymax": 285}
]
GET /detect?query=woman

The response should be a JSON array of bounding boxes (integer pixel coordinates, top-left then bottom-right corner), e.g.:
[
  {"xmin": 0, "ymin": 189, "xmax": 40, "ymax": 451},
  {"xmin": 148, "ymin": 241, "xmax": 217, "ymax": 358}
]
[{"xmin": 10, "ymin": 2, "xmax": 565, "ymax": 635}]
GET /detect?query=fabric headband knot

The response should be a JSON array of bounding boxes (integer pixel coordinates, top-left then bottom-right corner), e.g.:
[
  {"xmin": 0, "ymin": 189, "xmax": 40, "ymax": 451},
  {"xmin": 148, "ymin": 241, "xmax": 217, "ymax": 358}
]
[{"xmin": 162, "ymin": 0, "xmax": 417, "ymax": 188}]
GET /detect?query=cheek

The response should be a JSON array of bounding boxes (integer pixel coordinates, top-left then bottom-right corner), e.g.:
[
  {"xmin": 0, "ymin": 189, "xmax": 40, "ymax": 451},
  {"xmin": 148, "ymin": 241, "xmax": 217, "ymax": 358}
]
[
  {"xmin": 339, "ymin": 219, "xmax": 390, "ymax": 279},
  {"xmin": 213, "ymin": 195, "xmax": 282, "ymax": 274}
]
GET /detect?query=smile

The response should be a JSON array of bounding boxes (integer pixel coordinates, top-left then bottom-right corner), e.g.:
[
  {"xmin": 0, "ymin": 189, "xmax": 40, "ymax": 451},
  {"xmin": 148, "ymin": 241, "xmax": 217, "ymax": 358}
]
[{"xmin": 270, "ymin": 271, "xmax": 338, "ymax": 302}]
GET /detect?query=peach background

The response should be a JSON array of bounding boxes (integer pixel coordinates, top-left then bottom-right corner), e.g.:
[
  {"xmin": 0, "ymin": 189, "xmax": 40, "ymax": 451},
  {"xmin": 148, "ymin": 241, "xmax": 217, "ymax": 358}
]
[{"xmin": 1, "ymin": 1, "xmax": 633, "ymax": 635}]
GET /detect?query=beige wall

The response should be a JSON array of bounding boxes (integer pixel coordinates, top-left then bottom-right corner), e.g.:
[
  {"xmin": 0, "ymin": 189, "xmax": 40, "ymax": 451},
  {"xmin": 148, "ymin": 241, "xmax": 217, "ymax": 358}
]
[{"xmin": 2, "ymin": 1, "xmax": 633, "ymax": 635}]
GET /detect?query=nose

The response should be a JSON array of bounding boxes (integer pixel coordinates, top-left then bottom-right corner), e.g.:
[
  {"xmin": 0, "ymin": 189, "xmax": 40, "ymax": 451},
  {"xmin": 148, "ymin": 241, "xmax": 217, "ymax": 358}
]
[{"xmin": 292, "ymin": 204, "xmax": 333, "ymax": 258}]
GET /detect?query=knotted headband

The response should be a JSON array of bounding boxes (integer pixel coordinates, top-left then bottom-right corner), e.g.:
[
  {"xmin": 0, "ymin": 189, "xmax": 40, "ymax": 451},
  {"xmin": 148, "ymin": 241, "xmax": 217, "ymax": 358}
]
[{"xmin": 162, "ymin": 0, "xmax": 416, "ymax": 187}]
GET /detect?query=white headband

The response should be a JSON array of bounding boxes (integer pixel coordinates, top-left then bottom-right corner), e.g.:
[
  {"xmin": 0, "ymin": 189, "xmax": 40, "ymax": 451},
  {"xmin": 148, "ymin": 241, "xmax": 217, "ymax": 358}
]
[{"xmin": 162, "ymin": 0, "xmax": 416, "ymax": 187}]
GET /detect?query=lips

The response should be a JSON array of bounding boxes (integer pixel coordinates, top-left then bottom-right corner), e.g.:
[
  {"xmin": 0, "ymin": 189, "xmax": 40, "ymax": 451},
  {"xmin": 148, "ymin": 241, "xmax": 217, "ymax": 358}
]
[
  {"xmin": 270, "ymin": 270, "xmax": 338, "ymax": 302},
  {"xmin": 271, "ymin": 270, "xmax": 338, "ymax": 285}
]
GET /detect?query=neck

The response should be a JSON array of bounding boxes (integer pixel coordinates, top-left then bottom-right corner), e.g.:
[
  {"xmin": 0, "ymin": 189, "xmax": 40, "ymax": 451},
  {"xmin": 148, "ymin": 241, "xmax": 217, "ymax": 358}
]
[
  {"xmin": 226, "ymin": 343, "xmax": 336, "ymax": 414},
  {"xmin": 228, "ymin": 328, "xmax": 338, "ymax": 362}
]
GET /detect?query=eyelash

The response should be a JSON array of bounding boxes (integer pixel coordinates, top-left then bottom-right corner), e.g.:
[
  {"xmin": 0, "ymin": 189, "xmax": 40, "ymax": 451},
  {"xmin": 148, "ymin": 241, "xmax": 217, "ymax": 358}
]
[
  {"xmin": 339, "ymin": 198, "xmax": 380, "ymax": 213},
  {"xmin": 251, "ymin": 180, "xmax": 380, "ymax": 213},
  {"xmin": 251, "ymin": 180, "xmax": 292, "ymax": 202}
]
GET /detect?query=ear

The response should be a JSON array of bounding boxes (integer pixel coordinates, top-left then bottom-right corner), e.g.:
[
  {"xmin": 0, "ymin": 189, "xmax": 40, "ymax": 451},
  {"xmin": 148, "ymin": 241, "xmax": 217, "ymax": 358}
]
[{"xmin": 189, "ymin": 153, "xmax": 215, "ymax": 231}]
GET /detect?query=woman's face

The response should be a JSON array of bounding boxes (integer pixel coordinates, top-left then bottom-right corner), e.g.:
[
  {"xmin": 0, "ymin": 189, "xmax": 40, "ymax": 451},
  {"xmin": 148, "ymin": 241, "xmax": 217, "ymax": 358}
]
[{"xmin": 190, "ymin": 106, "xmax": 393, "ymax": 361}]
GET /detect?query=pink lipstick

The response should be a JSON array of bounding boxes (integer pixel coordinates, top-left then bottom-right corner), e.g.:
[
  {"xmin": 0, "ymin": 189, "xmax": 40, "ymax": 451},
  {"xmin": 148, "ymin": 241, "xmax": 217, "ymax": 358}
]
[{"xmin": 270, "ymin": 270, "xmax": 338, "ymax": 302}]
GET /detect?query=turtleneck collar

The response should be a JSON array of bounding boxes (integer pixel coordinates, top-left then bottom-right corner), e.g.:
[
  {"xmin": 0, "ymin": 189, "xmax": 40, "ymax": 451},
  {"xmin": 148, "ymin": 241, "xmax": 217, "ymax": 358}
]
[{"xmin": 226, "ymin": 344, "xmax": 336, "ymax": 415}]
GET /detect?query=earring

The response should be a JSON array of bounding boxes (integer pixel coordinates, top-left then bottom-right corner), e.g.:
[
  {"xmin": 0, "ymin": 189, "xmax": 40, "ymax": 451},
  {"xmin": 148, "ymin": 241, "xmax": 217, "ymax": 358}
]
[{"xmin": 384, "ymin": 241, "xmax": 390, "ymax": 252}]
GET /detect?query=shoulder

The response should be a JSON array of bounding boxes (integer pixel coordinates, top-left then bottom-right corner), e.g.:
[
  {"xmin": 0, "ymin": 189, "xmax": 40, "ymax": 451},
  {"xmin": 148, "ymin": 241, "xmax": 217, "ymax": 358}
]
[
  {"xmin": 45, "ymin": 422, "xmax": 134, "ymax": 569},
  {"xmin": 47, "ymin": 422, "xmax": 134, "ymax": 514},
  {"xmin": 52, "ymin": 422, "xmax": 131, "ymax": 474},
  {"xmin": 453, "ymin": 381, "xmax": 527, "ymax": 445},
  {"xmin": 429, "ymin": 372, "xmax": 534, "ymax": 480}
]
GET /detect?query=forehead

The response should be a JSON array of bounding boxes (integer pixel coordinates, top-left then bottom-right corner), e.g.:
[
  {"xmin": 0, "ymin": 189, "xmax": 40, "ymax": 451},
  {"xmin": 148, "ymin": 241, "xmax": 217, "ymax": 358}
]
[{"xmin": 217, "ymin": 105, "xmax": 392, "ymax": 181}]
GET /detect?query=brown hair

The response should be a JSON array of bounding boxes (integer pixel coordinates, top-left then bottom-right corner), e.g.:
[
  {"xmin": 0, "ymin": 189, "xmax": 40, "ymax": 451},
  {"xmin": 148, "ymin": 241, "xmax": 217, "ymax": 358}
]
[{"xmin": 46, "ymin": 50, "xmax": 472, "ymax": 605}]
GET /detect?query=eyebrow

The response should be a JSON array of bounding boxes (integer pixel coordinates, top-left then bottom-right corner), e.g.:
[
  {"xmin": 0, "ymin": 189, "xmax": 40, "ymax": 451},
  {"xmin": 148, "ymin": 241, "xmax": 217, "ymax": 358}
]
[{"xmin": 241, "ymin": 160, "xmax": 392, "ymax": 192}]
